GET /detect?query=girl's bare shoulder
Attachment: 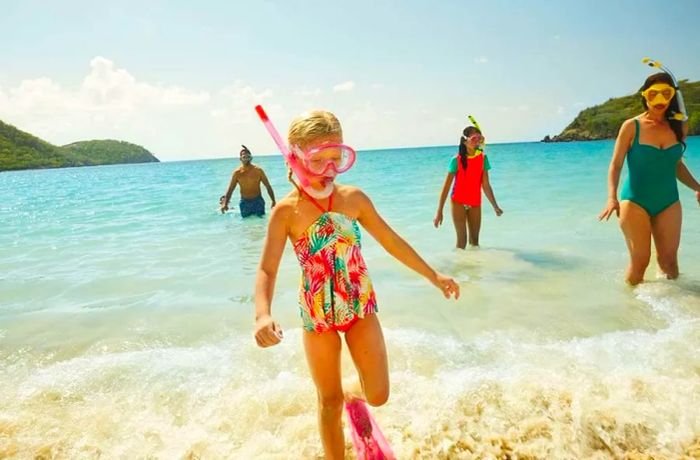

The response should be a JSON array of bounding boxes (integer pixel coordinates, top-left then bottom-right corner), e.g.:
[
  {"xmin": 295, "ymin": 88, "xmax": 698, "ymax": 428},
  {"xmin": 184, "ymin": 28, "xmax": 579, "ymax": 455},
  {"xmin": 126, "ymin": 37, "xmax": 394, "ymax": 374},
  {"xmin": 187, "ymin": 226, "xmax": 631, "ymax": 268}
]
[
  {"xmin": 271, "ymin": 191, "xmax": 300, "ymax": 219},
  {"xmin": 335, "ymin": 183, "xmax": 367, "ymax": 197}
]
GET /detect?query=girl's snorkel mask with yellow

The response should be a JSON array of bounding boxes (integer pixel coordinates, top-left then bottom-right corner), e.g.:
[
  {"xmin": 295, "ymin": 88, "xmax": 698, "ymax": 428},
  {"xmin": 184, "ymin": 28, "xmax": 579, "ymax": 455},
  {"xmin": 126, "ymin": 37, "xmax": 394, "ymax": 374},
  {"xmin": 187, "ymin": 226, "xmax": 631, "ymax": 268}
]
[
  {"xmin": 467, "ymin": 115, "xmax": 486, "ymax": 155},
  {"xmin": 641, "ymin": 57, "xmax": 688, "ymax": 122}
]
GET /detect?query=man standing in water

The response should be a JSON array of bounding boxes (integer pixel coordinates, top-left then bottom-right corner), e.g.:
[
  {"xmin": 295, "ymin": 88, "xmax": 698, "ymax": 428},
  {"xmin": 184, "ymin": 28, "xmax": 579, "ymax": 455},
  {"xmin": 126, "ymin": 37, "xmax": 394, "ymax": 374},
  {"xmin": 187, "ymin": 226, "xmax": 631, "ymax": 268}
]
[{"xmin": 220, "ymin": 145, "xmax": 276, "ymax": 216}]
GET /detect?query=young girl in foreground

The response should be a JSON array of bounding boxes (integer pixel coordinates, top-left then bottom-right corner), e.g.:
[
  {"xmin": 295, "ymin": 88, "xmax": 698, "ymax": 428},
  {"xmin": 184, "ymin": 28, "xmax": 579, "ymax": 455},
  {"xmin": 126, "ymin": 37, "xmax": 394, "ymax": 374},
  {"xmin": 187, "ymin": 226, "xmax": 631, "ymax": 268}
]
[
  {"xmin": 254, "ymin": 109, "xmax": 460, "ymax": 459},
  {"xmin": 434, "ymin": 124, "xmax": 503, "ymax": 248}
]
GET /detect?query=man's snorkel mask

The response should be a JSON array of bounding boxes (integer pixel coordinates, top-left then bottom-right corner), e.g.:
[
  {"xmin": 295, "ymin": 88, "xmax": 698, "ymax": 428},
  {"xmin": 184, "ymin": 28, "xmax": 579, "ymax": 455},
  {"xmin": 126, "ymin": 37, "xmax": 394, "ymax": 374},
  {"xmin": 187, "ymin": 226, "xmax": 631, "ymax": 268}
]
[
  {"xmin": 255, "ymin": 105, "xmax": 356, "ymax": 199},
  {"xmin": 642, "ymin": 57, "xmax": 688, "ymax": 122}
]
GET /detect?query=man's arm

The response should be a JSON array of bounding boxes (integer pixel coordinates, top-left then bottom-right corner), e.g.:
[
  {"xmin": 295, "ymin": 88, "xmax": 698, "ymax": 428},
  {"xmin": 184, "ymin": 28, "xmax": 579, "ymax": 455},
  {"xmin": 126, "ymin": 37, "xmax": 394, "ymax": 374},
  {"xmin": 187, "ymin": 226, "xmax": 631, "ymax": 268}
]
[
  {"xmin": 260, "ymin": 170, "xmax": 276, "ymax": 207},
  {"xmin": 221, "ymin": 171, "xmax": 238, "ymax": 213}
]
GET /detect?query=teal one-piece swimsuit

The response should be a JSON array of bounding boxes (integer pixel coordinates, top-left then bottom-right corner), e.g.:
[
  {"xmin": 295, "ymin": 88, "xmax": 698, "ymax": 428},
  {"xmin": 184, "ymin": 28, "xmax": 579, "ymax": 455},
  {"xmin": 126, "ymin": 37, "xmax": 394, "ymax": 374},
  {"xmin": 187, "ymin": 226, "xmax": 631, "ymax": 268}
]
[{"xmin": 620, "ymin": 119, "xmax": 683, "ymax": 216}]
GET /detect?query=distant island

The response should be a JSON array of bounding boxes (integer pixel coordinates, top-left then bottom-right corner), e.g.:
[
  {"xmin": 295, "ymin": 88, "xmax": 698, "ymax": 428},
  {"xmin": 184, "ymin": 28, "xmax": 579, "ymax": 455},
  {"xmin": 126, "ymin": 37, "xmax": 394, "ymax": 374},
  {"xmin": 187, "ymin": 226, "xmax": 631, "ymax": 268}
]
[
  {"xmin": 0, "ymin": 119, "xmax": 159, "ymax": 172},
  {"xmin": 543, "ymin": 80, "xmax": 700, "ymax": 142}
]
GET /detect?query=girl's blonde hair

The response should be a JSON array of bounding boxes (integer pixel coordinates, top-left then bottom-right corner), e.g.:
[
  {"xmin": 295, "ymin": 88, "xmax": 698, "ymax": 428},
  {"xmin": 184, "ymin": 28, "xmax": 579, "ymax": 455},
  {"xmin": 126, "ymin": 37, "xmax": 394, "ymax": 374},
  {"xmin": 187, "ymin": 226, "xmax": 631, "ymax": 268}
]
[{"xmin": 287, "ymin": 110, "xmax": 343, "ymax": 149}]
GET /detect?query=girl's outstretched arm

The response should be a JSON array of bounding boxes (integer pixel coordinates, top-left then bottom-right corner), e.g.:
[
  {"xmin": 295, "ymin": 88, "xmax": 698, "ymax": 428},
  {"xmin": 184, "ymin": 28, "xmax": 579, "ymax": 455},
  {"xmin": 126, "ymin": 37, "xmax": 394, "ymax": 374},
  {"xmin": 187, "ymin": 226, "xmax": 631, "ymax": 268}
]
[
  {"xmin": 434, "ymin": 173, "xmax": 454, "ymax": 227},
  {"xmin": 253, "ymin": 203, "xmax": 289, "ymax": 347},
  {"xmin": 355, "ymin": 189, "xmax": 460, "ymax": 299},
  {"xmin": 481, "ymin": 170, "xmax": 503, "ymax": 216}
]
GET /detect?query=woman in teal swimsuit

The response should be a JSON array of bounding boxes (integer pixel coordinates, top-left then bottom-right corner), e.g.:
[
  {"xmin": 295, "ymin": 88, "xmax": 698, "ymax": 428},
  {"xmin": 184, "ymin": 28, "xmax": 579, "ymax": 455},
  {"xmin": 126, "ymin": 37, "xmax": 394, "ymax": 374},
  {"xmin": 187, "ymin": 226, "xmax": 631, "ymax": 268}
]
[{"xmin": 599, "ymin": 72, "xmax": 700, "ymax": 285}]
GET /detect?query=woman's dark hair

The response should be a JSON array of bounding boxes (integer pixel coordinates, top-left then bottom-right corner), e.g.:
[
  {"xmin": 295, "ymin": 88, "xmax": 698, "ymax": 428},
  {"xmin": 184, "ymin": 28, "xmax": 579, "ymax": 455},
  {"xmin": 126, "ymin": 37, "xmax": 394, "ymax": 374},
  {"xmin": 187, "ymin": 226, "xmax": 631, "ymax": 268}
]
[
  {"xmin": 458, "ymin": 126, "xmax": 481, "ymax": 170},
  {"xmin": 640, "ymin": 72, "xmax": 686, "ymax": 151}
]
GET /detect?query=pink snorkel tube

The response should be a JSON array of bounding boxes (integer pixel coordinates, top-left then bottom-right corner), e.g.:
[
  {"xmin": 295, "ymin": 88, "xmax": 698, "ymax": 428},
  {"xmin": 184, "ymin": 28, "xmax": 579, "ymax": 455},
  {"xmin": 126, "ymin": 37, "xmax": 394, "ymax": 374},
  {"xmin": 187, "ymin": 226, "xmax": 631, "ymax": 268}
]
[
  {"xmin": 345, "ymin": 399, "xmax": 396, "ymax": 460},
  {"xmin": 255, "ymin": 105, "xmax": 310, "ymax": 187}
]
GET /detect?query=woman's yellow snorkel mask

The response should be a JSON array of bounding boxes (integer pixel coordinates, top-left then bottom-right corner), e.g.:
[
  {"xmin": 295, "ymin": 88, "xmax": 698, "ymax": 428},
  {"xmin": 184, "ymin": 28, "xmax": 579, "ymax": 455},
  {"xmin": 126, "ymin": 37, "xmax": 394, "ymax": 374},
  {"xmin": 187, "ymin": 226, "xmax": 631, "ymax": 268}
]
[
  {"xmin": 642, "ymin": 57, "xmax": 688, "ymax": 121},
  {"xmin": 641, "ymin": 83, "xmax": 675, "ymax": 107}
]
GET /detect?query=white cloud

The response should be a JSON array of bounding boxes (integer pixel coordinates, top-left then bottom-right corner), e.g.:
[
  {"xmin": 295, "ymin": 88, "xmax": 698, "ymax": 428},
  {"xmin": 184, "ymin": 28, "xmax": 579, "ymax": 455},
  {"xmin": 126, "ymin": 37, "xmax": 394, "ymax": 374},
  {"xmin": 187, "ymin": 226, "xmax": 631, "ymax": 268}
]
[
  {"xmin": 81, "ymin": 56, "xmax": 210, "ymax": 109},
  {"xmin": 333, "ymin": 81, "xmax": 355, "ymax": 92},
  {"xmin": 295, "ymin": 87, "xmax": 321, "ymax": 97},
  {"xmin": 0, "ymin": 57, "xmax": 213, "ymax": 158},
  {"xmin": 210, "ymin": 81, "xmax": 273, "ymax": 124},
  {"xmin": 497, "ymin": 105, "xmax": 530, "ymax": 113},
  {"xmin": 0, "ymin": 56, "xmax": 209, "ymax": 117},
  {"xmin": 473, "ymin": 57, "xmax": 488, "ymax": 64}
]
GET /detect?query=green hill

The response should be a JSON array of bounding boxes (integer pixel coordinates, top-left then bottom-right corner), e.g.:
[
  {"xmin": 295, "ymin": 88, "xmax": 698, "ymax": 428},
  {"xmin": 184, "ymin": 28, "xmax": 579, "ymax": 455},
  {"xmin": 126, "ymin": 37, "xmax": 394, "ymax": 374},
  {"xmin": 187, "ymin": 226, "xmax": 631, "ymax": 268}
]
[
  {"xmin": 62, "ymin": 140, "xmax": 158, "ymax": 165},
  {"xmin": 0, "ymin": 120, "xmax": 159, "ymax": 172},
  {"xmin": 543, "ymin": 80, "xmax": 700, "ymax": 142}
]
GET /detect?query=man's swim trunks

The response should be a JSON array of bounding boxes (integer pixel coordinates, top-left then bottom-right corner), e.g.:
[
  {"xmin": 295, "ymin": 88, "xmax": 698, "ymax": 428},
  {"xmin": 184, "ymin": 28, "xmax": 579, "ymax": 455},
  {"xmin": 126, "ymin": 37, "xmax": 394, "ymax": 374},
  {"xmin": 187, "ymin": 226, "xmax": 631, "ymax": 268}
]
[{"xmin": 239, "ymin": 196, "xmax": 265, "ymax": 217}]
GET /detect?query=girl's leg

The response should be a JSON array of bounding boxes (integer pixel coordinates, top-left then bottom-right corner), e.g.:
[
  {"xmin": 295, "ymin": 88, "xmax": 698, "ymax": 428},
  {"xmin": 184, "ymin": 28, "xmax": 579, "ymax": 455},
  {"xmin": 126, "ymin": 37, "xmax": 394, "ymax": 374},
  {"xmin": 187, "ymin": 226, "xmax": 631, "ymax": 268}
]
[
  {"xmin": 451, "ymin": 200, "xmax": 468, "ymax": 249},
  {"xmin": 619, "ymin": 201, "xmax": 652, "ymax": 285},
  {"xmin": 651, "ymin": 201, "xmax": 682, "ymax": 279},
  {"xmin": 465, "ymin": 205, "xmax": 482, "ymax": 246},
  {"xmin": 344, "ymin": 314, "xmax": 389, "ymax": 407},
  {"xmin": 303, "ymin": 330, "xmax": 345, "ymax": 460}
]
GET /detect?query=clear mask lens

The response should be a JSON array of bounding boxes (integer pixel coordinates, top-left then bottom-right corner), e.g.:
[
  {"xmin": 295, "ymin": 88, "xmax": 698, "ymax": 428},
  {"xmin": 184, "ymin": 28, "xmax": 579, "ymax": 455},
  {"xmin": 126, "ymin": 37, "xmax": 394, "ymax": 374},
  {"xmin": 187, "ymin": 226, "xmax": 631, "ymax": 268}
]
[{"xmin": 302, "ymin": 144, "xmax": 356, "ymax": 175}]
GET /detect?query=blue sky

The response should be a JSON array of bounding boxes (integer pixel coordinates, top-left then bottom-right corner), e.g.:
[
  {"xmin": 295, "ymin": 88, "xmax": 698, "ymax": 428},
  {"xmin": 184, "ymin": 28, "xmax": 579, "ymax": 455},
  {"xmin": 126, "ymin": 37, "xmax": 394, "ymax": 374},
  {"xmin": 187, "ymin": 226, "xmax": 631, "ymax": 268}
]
[{"xmin": 1, "ymin": 0, "xmax": 699, "ymax": 160}]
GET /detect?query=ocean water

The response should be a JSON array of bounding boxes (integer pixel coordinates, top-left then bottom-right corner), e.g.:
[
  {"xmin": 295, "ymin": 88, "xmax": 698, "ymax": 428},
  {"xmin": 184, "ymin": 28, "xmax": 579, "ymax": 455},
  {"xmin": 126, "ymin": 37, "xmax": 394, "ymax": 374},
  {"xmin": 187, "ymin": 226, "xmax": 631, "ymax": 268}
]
[{"xmin": 1, "ymin": 138, "xmax": 700, "ymax": 459}]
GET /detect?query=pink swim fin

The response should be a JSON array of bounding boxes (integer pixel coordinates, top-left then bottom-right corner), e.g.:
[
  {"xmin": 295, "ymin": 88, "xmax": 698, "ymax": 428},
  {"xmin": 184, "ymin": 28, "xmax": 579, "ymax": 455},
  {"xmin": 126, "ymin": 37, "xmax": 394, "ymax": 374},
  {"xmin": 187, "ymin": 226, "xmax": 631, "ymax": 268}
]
[{"xmin": 345, "ymin": 399, "xmax": 395, "ymax": 460}]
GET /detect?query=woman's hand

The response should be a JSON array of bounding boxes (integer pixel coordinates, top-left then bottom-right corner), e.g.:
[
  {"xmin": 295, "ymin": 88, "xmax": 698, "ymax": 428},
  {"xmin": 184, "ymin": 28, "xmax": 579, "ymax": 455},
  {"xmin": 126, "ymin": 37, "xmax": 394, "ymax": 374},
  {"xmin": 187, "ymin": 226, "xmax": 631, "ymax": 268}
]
[
  {"xmin": 254, "ymin": 315, "xmax": 283, "ymax": 348},
  {"xmin": 433, "ymin": 210, "xmax": 444, "ymax": 228},
  {"xmin": 695, "ymin": 190, "xmax": 700, "ymax": 206},
  {"xmin": 431, "ymin": 272, "xmax": 460, "ymax": 299},
  {"xmin": 598, "ymin": 198, "xmax": 620, "ymax": 221},
  {"xmin": 493, "ymin": 205, "xmax": 503, "ymax": 216}
]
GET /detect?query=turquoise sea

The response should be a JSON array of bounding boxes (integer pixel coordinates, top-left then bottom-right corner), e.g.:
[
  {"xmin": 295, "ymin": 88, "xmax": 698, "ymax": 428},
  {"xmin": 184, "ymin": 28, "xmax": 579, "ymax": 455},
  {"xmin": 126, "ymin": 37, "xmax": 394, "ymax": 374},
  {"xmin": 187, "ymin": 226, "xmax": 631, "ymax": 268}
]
[{"xmin": 1, "ymin": 138, "xmax": 700, "ymax": 459}]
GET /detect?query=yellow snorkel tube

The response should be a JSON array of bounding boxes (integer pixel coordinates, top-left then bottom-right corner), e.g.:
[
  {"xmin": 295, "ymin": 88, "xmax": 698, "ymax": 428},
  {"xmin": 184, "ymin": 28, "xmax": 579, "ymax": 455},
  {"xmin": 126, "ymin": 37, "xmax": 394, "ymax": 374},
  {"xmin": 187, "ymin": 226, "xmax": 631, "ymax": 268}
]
[
  {"xmin": 467, "ymin": 115, "xmax": 485, "ymax": 154},
  {"xmin": 642, "ymin": 57, "xmax": 688, "ymax": 122}
]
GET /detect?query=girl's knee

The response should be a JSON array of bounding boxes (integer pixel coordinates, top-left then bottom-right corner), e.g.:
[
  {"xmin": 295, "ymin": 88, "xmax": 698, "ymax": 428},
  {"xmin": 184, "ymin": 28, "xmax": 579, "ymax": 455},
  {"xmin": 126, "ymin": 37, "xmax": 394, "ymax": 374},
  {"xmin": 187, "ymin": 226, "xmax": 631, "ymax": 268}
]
[
  {"xmin": 318, "ymin": 392, "xmax": 344, "ymax": 414},
  {"xmin": 456, "ymin": 234, "xmax": 467, "ymax": 249},
  {"xmin": 364, "ymin": 385, "xmax": 389, "ymax": 407}
]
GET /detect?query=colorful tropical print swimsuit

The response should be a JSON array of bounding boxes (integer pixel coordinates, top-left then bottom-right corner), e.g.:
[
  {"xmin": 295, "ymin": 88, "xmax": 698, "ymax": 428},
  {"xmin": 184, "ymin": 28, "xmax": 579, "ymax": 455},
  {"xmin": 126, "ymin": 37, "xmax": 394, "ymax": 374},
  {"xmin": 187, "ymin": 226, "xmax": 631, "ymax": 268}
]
[{"xmin": 292, "ymin": 190, "xmax": 378, "ymax": 333}]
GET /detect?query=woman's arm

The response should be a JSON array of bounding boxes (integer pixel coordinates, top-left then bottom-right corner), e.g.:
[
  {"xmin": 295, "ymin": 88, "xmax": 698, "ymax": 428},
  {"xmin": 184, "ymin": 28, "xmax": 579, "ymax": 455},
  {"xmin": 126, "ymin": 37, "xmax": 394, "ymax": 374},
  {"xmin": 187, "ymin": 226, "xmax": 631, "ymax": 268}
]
[
  {"xmin": 434, "ymin": 173, "xmax": 454, "ymax": 227},
  {"xmin": 598, "ymin": 119, "xmax": 635, "ymax": 221},
  {"xmin": 677, "ymin": 160, "xmax": 700, "ymax": 191},
  {"xmin": 676, "ymin": 160, "xmax": 700, "ymax": 206},
  {"xmin": 253, "ymin": 204, "xmax": 289, "ymax": 347},
  {"xmin": 356, "ymin": 189, "xmax": 459, "ymax": 299},
  {"xmin": 481, "ymin": 170, "xmax": 503, "ymax": 216}
]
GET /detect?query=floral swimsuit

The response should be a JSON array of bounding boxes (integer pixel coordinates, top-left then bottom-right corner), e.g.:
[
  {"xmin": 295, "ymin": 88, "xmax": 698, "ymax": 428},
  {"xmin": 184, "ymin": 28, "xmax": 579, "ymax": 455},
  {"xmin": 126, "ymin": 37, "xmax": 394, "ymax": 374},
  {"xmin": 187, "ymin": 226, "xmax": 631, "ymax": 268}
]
[{"xmin": 292, "ymin": 191, "xmax": 377, "ymax": 333}]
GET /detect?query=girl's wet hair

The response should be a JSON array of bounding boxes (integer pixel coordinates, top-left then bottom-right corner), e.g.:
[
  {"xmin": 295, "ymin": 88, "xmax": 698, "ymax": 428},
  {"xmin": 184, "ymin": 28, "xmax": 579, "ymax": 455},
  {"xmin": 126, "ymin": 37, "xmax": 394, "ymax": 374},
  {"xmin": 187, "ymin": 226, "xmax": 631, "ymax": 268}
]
[
  {"xmin": 288, "ymin": 110, "xmax": 342, "ymax": 149},
  {"xmin": 458, "ymin": 126, "xmax": 481, "ymax": 170},
  {"xmin": 640, "ymin": 72, "xmax": 686, "ymax": 151}
]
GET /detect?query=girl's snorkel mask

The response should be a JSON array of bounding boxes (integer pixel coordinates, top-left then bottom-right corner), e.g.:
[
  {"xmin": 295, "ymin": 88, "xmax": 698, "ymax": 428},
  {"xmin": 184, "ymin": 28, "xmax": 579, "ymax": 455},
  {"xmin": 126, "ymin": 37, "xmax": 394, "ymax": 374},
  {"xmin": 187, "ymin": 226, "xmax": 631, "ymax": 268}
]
[
  {"xmin": 642, "ymin": 57, "xmax": 688, "ymax": 122},
  {"xmin": 467, "ymin": 114, "xmax": 486, "ymax": 154},
  {"xmin": 255, "ymin": 105, "xmax": 356, "ymax": 199}
]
